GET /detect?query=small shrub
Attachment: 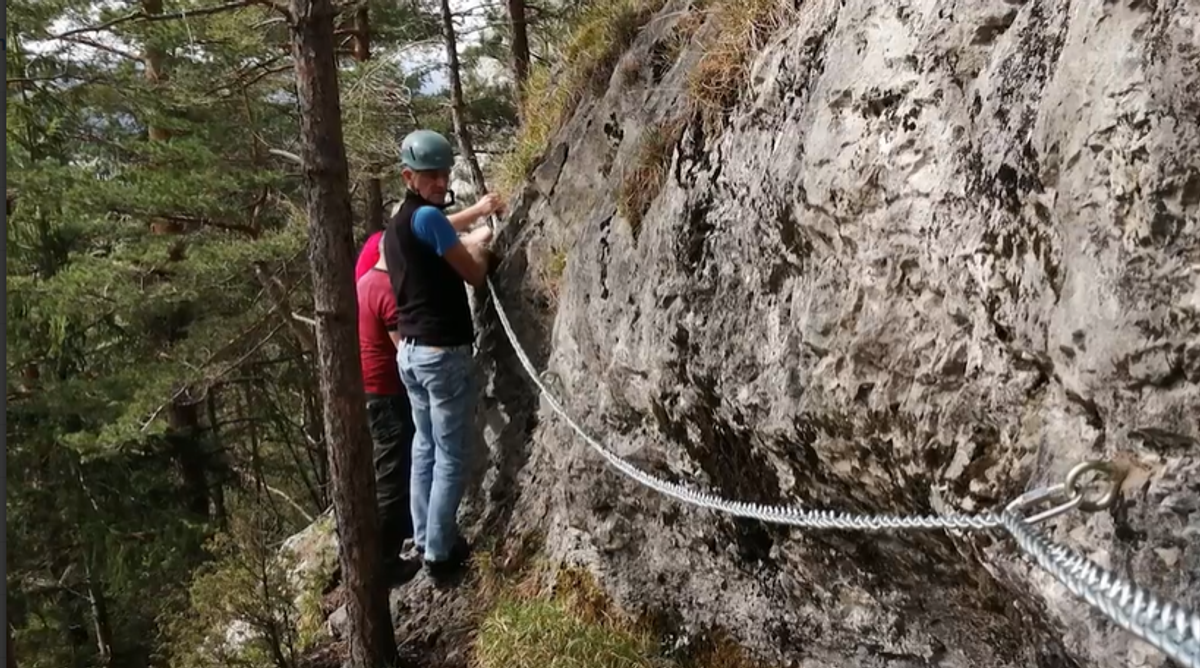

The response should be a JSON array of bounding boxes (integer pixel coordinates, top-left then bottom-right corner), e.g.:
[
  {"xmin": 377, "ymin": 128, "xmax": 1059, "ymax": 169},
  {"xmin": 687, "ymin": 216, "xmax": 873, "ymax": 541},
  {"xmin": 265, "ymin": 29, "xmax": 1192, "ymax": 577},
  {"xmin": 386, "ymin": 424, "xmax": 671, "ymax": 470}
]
[
  {"xmin": 687, "ymin": 0, "xmax": 793, "ymax": 132},
  {"xmin": 567, "ymin": 0, "xmax": 664, "ymax": 88},
  {"xmin": 674, "ymin": 5, "xmax": 709, "ymax": 42},
  {"xmin": 495, "ymin": 66, "xmax": 573, "ymax": 196},
  {"xmin": 165, "ymin": 522, "xmax": 310, "ymax": 668},
  {"xmin": 471, "ymin": 533, "xmax": 550, "ymax": 611},
  {"xmin": 617, "ymin": 120, "xmax": 685, "ymax": 241},
  {"xmin": 534, "ymin": 248, "xmax": 569, "ymax": 303},
  {"xmin": 553, "ymin": 566, "xmax": 621, "ymax": 627}
]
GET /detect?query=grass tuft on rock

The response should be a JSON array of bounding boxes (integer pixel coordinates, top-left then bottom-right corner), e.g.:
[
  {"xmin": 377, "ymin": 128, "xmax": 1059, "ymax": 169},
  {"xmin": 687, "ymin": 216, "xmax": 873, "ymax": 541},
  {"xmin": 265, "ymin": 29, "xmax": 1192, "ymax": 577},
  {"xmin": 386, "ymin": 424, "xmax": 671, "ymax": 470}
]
[
  {"xmin": 536, "ymin": 248, "xmax": 569, "ymax": 303},
  {"xmin": 687, "ymin": 0, "xmax": 793, "ymax": 131},
  {"xmin": 617, "ymin": 120, "xmax": 685, "ymax": 241},
  {"xmin": 494, "ymin": 0, "xmax": 668, "ymax": 196},
  {"xmin": 472, "ymin": 563, "xmax": 776, "ymax": 668},
  {"xmin": 475, "ymin": 598, "xmax": 662, "ymax": 668},
  {"xmin": 475, "ymin": 566, "xmax": 661, "ymax": 668}
]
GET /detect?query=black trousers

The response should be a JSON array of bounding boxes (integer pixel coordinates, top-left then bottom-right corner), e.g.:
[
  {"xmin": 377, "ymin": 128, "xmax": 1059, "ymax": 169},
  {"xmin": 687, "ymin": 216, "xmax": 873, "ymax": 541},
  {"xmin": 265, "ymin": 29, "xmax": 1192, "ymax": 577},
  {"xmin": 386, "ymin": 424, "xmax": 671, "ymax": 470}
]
[{"xmin": 365, "ymin": 392, "xmax": 416, "ymax": 566}]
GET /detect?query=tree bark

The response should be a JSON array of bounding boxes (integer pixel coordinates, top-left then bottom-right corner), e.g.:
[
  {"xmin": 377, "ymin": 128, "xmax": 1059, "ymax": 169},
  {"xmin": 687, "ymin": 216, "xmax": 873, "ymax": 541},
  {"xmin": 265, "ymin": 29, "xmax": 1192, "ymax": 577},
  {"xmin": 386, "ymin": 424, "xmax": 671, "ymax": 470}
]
[
  {"xmin": 287, "ymin": 1, "xmax": 398, "ymax": 666},
  {"xmin": 205, "ymin": 389, "xmax": 229, "ymax": 529},
  {"xmin": 438, "ymin": 0, "xmax": 487, "ymax": 191},
  {"xmin": 167, "ymin": 394, "xmax": 211, "ymax": 518},
  {"xmin": 302, "ymin": 380, "xmax": 330, "ymax": 506},
  {"xmin": 506, "ymin": 0, "xmax": 531, "ymax": 95},
  {"xmin": 350, "ymin": 7, "xmax": 386, "ymax": 235},
  {"xmin": 144, "ymin": 0, "xmax": 211, "ymax": 516},
  {"xmin": 365, "ymin": 176, "xmax": 385, "ymax": 234},
  {"xmin": 143, "ymin": 0, "xmax": 170, "ymax": 142},
  {"xmin": 350, "ymin": 5, "xmax": 371, "ymax": 62}
]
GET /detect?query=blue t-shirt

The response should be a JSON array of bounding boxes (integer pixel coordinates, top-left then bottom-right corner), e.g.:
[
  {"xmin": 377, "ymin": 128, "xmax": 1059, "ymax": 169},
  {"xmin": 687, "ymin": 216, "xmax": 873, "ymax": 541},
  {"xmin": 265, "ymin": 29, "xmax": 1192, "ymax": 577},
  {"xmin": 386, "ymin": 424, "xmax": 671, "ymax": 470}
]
[{"xmin": 411, "ymin": 206, "xmax": 460, "ymax": 257}]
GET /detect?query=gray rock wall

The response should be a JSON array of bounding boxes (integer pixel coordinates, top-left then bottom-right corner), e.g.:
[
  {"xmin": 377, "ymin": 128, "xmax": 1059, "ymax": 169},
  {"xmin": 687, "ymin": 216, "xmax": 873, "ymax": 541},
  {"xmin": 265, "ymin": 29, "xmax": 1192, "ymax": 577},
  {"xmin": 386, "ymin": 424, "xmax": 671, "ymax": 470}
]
[{"xmin": 469, "ymin": 0, "xmax": 1200, "ymax": 666}]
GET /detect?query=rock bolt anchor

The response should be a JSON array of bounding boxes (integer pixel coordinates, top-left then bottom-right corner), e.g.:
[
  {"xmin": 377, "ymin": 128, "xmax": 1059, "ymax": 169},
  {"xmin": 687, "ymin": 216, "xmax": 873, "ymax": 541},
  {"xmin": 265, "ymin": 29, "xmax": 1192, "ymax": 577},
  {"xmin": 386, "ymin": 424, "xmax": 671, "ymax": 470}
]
[{"xmin": 1006, "ymin": 460, "xmax": 1125, "ymax": 524}]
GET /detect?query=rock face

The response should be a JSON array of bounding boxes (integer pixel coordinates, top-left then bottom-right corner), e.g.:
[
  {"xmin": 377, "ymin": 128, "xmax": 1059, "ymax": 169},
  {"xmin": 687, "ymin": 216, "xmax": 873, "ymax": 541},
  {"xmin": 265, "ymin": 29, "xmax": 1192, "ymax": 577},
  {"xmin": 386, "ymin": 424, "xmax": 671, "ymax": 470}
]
[{"xmin": 402, "ymin": 1, "xmax": 1200, "ymax": 667}]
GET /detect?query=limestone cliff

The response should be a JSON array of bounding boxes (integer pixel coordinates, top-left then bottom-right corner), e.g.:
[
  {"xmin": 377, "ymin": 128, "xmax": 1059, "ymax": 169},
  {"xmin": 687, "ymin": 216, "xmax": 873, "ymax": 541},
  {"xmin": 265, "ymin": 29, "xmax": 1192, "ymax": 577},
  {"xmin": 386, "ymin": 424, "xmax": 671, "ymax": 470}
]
[{"xmin": 391, "ymin": 1, "xmax": 1200, "ymax": 667}]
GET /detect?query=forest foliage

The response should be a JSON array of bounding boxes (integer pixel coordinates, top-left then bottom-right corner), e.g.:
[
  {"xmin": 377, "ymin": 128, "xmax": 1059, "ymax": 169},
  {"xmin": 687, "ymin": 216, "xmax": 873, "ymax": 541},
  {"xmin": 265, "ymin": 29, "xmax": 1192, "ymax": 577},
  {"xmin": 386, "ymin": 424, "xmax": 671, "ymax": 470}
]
[{"xmin": 4, "ymin": 0, "xmax": 593, "ymax": 665}]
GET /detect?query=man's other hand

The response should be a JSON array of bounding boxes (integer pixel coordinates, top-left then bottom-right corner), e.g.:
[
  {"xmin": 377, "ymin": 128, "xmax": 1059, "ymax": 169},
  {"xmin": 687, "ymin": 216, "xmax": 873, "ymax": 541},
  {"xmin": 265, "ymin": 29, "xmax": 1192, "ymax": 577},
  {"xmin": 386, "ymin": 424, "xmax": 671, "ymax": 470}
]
[
  {"xmin": 474, "ymin": 193, "xmax": 507, "ymax": 218},
  {"xmin": 462, "ymin": 224, "xmax": 493, "ymax": 248}
]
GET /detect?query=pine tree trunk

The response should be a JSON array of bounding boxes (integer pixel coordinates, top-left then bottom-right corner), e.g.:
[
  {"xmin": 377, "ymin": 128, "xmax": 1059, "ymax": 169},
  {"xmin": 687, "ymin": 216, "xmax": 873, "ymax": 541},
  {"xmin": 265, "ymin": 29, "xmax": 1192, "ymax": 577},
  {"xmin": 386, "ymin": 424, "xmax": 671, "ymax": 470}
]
[
  {"xmin": 143, "ymin": 0, "xmax": 170, "ymax": 142},
  {"xmin": 439, "ymin": 0, "xmax": 487, "ymax": 191},
  {"xmin": 287, "ymin": 1, "xmax": 398, "ymax": 666},
  {"xmin": 144, "ymin": 0, "xmax": 211, "ymax": 516},
  {"xmin": 302, "ymin": 383, "xmax": 330, "ymax": 507},
  {"xmin": 351, "ymin": 5, "xmax": 371, "ymax": 62},
  {"xmin": 167, "ymin": 395, "xmax": 211, "ymax": 518},
  {"xmin": 205, "ymin": 389, "xmax": 229, "ymax": 528},
  {"xmin": 366, "ymin": 176, "xmax": 385, "ymax": 233},
  {"xmin": 506, "ymin": 0, "xmax": 530, "ymax": 95},
  {"xmin": 351, "ymin": 7, "xmax": 386, "ymax": 234}
]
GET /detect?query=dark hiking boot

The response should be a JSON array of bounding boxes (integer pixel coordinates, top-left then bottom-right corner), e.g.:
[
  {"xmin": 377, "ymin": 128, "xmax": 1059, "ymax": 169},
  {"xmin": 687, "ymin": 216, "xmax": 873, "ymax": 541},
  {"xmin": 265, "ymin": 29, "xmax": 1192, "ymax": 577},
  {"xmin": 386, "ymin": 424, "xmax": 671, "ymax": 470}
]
[
  {"xmin": 424, "ymin": 536, "xmax": 471, "ymax": 586},
  {"xmin": 383, "ymin": 557, "xmax": 423, "ymax": 588}
]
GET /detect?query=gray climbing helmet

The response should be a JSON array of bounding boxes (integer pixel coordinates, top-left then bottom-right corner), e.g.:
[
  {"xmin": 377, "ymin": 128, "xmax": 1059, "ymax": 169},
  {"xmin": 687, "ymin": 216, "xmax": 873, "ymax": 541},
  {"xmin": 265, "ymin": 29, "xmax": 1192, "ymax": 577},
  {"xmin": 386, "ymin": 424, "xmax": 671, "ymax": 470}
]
[{"xmin": 399, "ymin": 129, "xmax": 455, "ymax": 171}]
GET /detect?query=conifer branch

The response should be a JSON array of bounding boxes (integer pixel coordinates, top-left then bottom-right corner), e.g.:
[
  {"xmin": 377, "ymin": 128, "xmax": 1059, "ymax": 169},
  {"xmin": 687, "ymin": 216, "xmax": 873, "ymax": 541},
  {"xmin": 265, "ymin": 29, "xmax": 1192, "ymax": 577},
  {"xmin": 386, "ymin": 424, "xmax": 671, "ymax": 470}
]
[
  {"xmin": 140, "ymin": 320, "xmax": 288, "ymax": 432},
  {"xmin": 240, "ymin": 64, "xmax": 293, "ymax": 90},
  {"xmin": 268, "ymin": 148, "xmax": 305, "ymax": 166},
  {"xmin": 58, "ymin": 35, "xmax": 143, "ymax": 61},
  {"xmin": 253, "ymin": 262, "xmax": 317, "ymax": 353},
  {"xmin": 50, "ymin": 1, "xmax": 274, "ymax": 40},
  {"xmin": 109, "ymin": 209, "xmax": 261, "ymax": 238},
  {"xmin": 7, "ymin": 73, "xmax": 105, "ymax": 86},
  {"xmin": 135, "ymin": 250, "xmax": 307, "ymax": 433}
]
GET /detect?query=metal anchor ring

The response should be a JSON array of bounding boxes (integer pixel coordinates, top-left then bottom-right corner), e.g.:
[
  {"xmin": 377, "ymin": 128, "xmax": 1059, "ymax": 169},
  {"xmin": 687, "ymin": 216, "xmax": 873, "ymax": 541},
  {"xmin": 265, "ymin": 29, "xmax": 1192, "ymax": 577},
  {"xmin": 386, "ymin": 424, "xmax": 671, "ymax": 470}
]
[
  {"xmin": 1006, "ymin": 460, "xmax": 1122, "ymax": 524},
  {"xmin": 1064, "ymin": 460, "xmax": 1122, "ymax": 513}
]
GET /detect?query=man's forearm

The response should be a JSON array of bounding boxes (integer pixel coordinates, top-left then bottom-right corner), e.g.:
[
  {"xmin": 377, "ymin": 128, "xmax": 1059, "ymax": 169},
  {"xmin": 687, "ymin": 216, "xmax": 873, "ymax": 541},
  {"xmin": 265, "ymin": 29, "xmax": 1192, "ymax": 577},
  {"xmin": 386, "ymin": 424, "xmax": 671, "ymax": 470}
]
[{"xmin": 447, "ymin": 205, "xmax": 482, "ymax": 232}]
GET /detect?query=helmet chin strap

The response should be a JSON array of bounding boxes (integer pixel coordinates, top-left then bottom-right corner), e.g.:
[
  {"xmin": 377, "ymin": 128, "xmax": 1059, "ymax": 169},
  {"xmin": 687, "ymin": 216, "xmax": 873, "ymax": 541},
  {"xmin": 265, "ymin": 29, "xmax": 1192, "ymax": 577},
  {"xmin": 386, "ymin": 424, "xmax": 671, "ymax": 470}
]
[{"xmin": 441, "ymin": 188, "xmax": 456, "ymax": 209}]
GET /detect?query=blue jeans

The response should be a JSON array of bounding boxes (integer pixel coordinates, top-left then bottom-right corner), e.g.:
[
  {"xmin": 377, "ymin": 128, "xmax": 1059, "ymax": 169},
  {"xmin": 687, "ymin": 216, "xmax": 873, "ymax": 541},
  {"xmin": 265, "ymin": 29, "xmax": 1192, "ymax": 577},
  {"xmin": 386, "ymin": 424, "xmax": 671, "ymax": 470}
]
[{"xmin": 397, "ymin": 341, "xmax": 476, "ymax": 562}]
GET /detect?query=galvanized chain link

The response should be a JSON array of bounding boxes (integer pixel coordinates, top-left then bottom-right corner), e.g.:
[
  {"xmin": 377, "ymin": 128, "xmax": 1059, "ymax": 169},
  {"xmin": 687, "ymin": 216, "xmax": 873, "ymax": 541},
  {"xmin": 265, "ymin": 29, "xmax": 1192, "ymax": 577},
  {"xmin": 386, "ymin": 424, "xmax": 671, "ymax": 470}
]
[
  {"xmin": 1002, "ymin": 513, "xmax": 1200, "ymax": 668},
  {"xmin": 480, "ymin": 219, "xmax": 1199, "ymax": 666}
]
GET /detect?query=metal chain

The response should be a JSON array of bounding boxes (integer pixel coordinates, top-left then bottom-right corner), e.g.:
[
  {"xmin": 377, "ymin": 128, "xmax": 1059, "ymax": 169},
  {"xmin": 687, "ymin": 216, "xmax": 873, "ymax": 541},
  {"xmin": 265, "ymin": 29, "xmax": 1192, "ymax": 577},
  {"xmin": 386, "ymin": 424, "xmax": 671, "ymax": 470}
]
[
  {"xmin": 1002, "ymin": 513, "xmax": 1200, "ymax": 668},
  {"xmin": 483, "ymin": 275, "xmax": 1199, "ymax": 667}
]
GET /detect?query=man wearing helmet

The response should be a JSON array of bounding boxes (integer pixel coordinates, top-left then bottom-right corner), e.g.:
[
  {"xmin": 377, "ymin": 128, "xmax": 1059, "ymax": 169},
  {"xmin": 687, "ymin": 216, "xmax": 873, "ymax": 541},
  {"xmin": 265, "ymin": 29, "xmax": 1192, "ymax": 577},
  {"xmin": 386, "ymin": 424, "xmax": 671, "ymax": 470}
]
[{"xmin": 382, "ymin": 129, "xmax": 504, "ymax": 582}]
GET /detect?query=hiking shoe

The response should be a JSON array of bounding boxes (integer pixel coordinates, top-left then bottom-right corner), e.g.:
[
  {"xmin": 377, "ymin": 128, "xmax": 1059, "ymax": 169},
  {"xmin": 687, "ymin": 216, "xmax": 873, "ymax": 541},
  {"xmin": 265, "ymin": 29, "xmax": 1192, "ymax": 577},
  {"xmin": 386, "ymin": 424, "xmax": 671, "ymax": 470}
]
[
  {"xmin": 424, "ymin": 537, "xmax": 472, "ymax": 585},
  {"xmin": 383, "ymin": 557, "xmax": 424, "ymax": 587}
]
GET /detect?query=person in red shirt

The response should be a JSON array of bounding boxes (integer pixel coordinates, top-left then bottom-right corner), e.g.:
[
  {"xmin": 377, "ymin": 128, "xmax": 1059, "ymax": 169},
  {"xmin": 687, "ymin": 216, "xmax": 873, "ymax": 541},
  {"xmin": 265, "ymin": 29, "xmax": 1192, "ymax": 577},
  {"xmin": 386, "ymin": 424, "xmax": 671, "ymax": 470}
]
[
  {"xmin": 356, "ymin": 231, "xmax": 418, "ymax": 582},
  {"xmin": 353, "ymin": 202, "xmax": 403, "ymax": 281},
  {"xmin": 355, "ymin": 230, "xmax": 384, "ymax": 282}
]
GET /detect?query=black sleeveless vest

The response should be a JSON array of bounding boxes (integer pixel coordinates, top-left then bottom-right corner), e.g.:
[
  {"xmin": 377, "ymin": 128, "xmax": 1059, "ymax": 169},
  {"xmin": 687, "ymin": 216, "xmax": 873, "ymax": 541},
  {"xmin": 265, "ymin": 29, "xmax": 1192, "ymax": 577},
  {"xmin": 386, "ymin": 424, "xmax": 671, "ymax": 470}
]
[{"xmin": 382, "ymin": 192, "xmax": 474, "ymax": 346}]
